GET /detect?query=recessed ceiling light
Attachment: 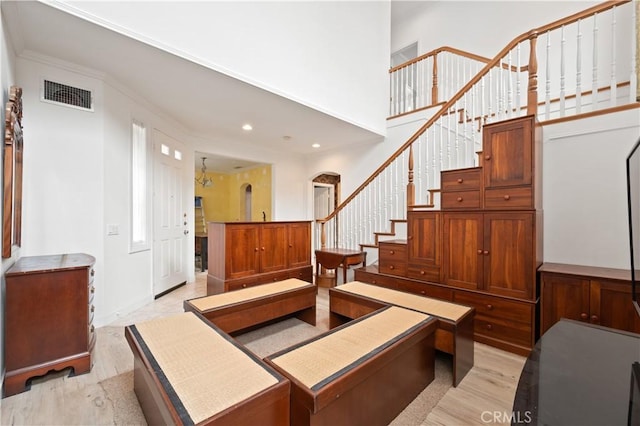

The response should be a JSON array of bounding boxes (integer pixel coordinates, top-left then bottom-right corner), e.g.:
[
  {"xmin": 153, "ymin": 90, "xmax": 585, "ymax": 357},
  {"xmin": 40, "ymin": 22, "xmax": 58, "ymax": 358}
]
[
  {"xmin": 242, "ymin": 124, "xmax": 253, "ymax": 131},
  {"xmin": 312, "ymin": 143, "xmax": 320, "ymax": 148}
]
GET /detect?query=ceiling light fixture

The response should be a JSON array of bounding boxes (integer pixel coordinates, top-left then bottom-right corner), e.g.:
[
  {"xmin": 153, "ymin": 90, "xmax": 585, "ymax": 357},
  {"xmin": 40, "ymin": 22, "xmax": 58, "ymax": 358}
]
[
  {"xmin": 242, "ymin": 123, "xmax": 253, "ymax": 131},
  {"xmin": 194, "ymin": 157, "xmax": 213, "ymax": 187},
  {"xmin": 312, "ymin": 143, "xmax": 320, "ymax": 148}
]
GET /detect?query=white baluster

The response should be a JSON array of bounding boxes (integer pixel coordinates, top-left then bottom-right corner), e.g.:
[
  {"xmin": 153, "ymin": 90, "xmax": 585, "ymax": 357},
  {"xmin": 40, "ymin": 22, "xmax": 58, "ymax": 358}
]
[
  {"xmin": 545, "ymin": 31, "xmax": 551, "ymax": 120},
  {"xmin": 560, "ymin": 25, "xmax": 566, "ymax": 117},
  {"xmin": 507, "ymin": 50, "xmax": 514, "ymax": 117},
  {"xmin": 592, "ymin": 12, "xmax": 599, "ymax": 110},
  {"xmin": 516, "ymin": 43, "xmax": 522, "ymax": 115},
  {"xmin": 610, "ymin": 5, "xmax": 617, "ymax": 106},
  {"xmin": 576, "ymin": 19, "xmax": 583, "ymax": 114}
]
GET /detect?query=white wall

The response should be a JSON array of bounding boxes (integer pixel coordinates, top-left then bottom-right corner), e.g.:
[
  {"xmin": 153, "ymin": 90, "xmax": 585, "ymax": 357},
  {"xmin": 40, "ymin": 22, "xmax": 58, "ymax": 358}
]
[
  {"xmin": 57, "ymin": 1, "xmax": 391, "ymax": 136},
  {"xmin": 542, "ymin": 108, "xmax": 640, "ymax": 269},
  {"xmin": 392, "ymin": 1, "xmax": 600, "ymax": 57}
]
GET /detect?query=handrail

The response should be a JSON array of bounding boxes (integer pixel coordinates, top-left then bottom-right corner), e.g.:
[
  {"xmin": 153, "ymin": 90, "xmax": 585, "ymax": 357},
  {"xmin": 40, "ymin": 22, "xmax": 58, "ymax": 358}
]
[
  {"xmin": 318, "ymin": 0, "xmax": 629, "ymax": 229},
  {"xmin": 389, "ymin": 46, "xmax": 493, "ymax": 73}
]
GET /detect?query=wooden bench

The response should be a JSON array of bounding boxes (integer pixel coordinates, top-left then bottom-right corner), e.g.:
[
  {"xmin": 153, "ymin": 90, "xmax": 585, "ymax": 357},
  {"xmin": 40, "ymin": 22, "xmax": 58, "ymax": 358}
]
[
  {"xmin": 329, "ymin": 281, "xmax": 475, "ymax": 387},
  {"xmin": 264, "ymin": 306, "xmax": 437, "ymax": 426},
  {"xmin": 124, "ymin": 312, "xmax": 290, "ymax": 426},
  {"xmin": 183, "ymin": 278, "xmax": 316, "ymax": 334}
]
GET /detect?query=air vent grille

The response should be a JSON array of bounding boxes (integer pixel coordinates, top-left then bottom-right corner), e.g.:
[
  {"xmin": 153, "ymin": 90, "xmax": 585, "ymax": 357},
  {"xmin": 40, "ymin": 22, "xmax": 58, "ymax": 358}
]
[{"xmin": 43, "ymin": 80, "xmax": 92, "ymax": 110}]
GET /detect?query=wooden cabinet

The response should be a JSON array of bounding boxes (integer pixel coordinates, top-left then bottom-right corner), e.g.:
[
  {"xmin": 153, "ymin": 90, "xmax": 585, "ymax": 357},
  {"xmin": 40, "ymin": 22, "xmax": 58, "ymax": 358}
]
[
  {"xmin": 207, "ymin": 221, "xmax": 312, "ymax": 294},
  {"xmin": 540, "ymin": 263, "xmax": 640, "ymax": 335},
  {"xmin": 441, "ymin": 167, "xmax": 482, "ymax": 210},
  {"xmin": 3, "ymin": 253, "xmax": 96, "ymax": 397},
  {"xmin": 482, "ymin": 115, "xmax": 541, "ymax": 210},
  {"xmin": 407, "ymin": 211, "xmax": 441, "ymax": 282},
  {"xmin": 378, "ymin": 240, "xmax": 407, "ymax": 277}
]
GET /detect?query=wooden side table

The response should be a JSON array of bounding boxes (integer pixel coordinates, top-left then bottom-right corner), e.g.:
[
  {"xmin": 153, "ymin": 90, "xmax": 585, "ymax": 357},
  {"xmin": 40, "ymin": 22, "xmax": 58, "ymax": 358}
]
[{"xmin": 315, "ymin": 248, "xmax": 367, "ymax": 286}]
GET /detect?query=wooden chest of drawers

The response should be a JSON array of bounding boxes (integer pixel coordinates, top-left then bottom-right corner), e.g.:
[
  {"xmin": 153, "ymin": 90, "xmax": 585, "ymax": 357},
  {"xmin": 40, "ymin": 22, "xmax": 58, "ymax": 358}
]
[
  {"xmin": 378, "ymin": 240, "xmax": 408, "ymax": 277},
  {"xmin": 3, "ymin": 253, "xmax": 96, "ymax": 397},
  {"xmin": 441, "ymin": 168, "xmax": 482, "ymax": 210}
]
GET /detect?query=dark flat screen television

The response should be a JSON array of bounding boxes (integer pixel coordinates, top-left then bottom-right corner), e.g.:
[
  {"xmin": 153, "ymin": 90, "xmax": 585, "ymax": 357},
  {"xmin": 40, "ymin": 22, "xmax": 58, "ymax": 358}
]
[{"xmin": 627, "ymin": 137, "xmax": 640, "ymax": 317}]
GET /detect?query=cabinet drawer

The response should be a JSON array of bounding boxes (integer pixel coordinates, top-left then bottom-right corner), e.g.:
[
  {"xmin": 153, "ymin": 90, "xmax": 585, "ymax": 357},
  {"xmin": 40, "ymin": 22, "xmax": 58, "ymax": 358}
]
[
  {"xmin": 407, "ymin": 265, "xmax": 441, "ymax": 283},
  {"xmin": 473, "ymin": 315, "xmax": 532, "ymax": 348},
  {"xmin": 441, "ymin": 190, "xmax": 481, "ymax": 210},
  {"xmin": 484, "ymin": 186, "xmax": 532, "ymax": 209},
  {"xmin": 397, "ymin": 280, "xmax": 453, "ymax": 301},
  {"xmin": 441, "ymin": 168, "xmax": 481, "ymax": 191},
  {"xmin": 379, "ymin": 241, "xmax": 407, "ymax": 276},
  {"xmin": 454, "ymin": 291, "xmax": 533, "ymax": 324},
  {"xmin": 354, "ymin": 268, "xmax": 399, "ymax": 289}
]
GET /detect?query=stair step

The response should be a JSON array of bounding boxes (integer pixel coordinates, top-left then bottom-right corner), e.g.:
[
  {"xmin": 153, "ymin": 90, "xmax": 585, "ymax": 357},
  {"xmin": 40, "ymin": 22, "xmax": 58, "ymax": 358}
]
[
  {"xmin": 374, "ymin": 232, "xmax": 395, "ymax": 236},
  {"xmin": 359, "ymin": 243, "xmax": 378, "ymax": 249},
  {"xmin": 408, "ymin": 204, "xmax": 435, "ymax": 210}
]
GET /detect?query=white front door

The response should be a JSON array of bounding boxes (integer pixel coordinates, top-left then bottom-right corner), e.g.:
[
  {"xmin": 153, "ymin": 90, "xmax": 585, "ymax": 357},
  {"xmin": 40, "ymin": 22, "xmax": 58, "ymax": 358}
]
[{"xmin": 153, "ymin": 130, "xmax": 188, "ymax": 296}]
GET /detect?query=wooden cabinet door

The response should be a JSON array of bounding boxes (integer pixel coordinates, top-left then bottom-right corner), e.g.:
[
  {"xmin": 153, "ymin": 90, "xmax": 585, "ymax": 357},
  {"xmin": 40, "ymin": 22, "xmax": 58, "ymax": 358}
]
[
  {"xmin": 443, "ymin": 213, "xmax": 483, "ymax": 290},
  {"xmin": 225, "ymin": 224, "xmax": 260, "ymax": 279},
  {"xmin": 540, "ymin": 273, "xmax": 590, "ymax": 334},
  {"xmin": 592, "ymin": 280, "xmax": 640, "ymax": 333},
  {"xmin": 483, "ymin": 115, "xmax": 532, "ymax": 189},
  {"xmin": 484, "ymin": 213, "xmax": 534, "ymax": 299},
  {"xmin": 260, "ymin": 223, "xmax": 288, "ymax": 273},
  {"xmin": 407, "ymin": 212, "xmax": 440, "ymax": 267},
  {"xmin": 288, "ymin": 222, "xmax": 311, "ymax": 268}
]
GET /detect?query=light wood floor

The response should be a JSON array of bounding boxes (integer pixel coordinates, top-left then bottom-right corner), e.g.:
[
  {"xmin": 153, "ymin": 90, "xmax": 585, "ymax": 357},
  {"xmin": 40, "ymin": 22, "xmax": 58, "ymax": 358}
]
[{"xmin": 0, "ymin": 271, "xmax": 526, "ymax": 425}]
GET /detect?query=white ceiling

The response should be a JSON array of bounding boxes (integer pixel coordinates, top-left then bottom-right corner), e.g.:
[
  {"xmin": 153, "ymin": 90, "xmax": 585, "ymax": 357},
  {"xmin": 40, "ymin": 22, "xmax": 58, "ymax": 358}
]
[{"xmin": 2, "ymin": 1, "xmax": 394, "ymax": 172}]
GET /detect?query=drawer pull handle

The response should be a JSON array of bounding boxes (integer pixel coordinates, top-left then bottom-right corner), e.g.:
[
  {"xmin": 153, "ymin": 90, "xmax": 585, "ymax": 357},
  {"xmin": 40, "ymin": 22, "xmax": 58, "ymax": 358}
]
[
  {"xmin": 254, "ymin": 248, "xmax": 259, "ymax": 252},
  {"xmin": 261, "ymin": 247, "xmax": 265, "ymax": 251},
  {"xmin": 457, "ymin": 178, "xmax": 463, "ymax": 183},
  {"xmin": 483, "ymin": 250, "xmax": 489, "ymax": 255},
  {"xmin": 485, "ymin": 155, "xmax": 491, "ymax": 161},
  {"xmin": 390, "ymin": 250, "xmax": 395, "ymax": 255},
  {"xmin": 242, "ymin": 284, "xmax": 247, "ymax": 288},
  {"xmin": 389, "ymin": 265, "xmax": 395, "ymax": 270},
  {"xmin": 486, "ymin": 304, "xmax": 493, "ymax": 310},
  {"xmin": 591, "ymin": 315, "xmax": 599, "ymax": 323},
  {"xmin": 477, "ymin": 250, "xmax": 483, "ymax": 254},
  {"xmin": 457, "ymin": 197, "xmax": 463, "ymax": 202},
  {"xmin": 420, "ymin": 270, "xmax": 426, "ymax": 275},
  {"xmin": 580, "ymin": 313, "xmax": 588, "ymax": 320},
  {"xmin": 485, "ymin": 324, "xmax": 493, "ymax": 330},
  {"xmin": 504, "ymin": 195, "xmax": 511, "ymax": 200}
]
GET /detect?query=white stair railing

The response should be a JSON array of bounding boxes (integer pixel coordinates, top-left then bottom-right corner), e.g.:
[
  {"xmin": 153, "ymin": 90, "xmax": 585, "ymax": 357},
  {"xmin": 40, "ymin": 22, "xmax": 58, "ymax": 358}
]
[{"xmin": 317, "ymin": 0, "xmax": 635, "ymax": 253}]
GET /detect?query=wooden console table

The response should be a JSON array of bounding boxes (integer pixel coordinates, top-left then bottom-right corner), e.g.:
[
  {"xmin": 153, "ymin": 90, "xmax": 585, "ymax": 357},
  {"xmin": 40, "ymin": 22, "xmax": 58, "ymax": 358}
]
[{"xmin": 315, "ymin": 248, "xmax": 366, "ymax": 286}]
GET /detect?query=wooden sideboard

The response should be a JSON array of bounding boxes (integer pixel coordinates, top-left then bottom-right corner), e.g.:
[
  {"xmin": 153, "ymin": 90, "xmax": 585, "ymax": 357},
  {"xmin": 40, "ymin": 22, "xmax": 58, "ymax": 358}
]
[
  {"xmin": 356, "ymin": 115, "xmax": 543, "ymax": 356},
  {"xmin": 206, "ymin": 221, "xmax": 312, "ymax": 294},
  {"xmin": 3, "ymin": 253, "xmax": 96, "ymax": 397},
  {"xmin": 539, "ymin": 262, "xmax": 640, "ymax": 335}
]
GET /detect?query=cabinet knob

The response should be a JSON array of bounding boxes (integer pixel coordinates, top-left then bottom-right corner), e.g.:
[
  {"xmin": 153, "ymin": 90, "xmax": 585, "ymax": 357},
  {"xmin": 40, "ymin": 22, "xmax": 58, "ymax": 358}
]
[
  {"xmin": 420, "ymin": 270, "xmax": 426, "ymax": 275},
  {"xmin": 261, "ymin": 247, "xmax": 265, "ymax": 251},
  {"xmin": 457, "ymin": 197, "xmax": 463, "ymax": 202},
  {"xmin": 486, "ymin": 304, "xmax": 493, "ymax": 310},
  {"xmin": 485, "ymin": 324, "xmax": 493, "ymax": 330},
  {"xmin": 242, "ymin": 284, "xmax": 247, "ymax": 288},
  {"xmin": 483, "ymin": 250, "xmax": 489, "ymax": 255},
  {"xmin": 477, "ymin": 249, "xmax": 483, "ymax": 254},
  {"xmin": 485, "ymin": 155, "xmax": 491, "ymax": 161},
  {"xmin": 407, "ymin": 235, "xmax": 413, "ymax": 240},
  {"xmin": 421, "ymin": 290, "xmax": 426, "ymax": 295},
  {"xmin": 389, "ymin": 265, "xmax": 395, "ymax": 270},
  {"xmin": 591, "ymin": 315, "xmax": 599, "ymax": 323},
  {"xmin": 504, "ymin": 195, "xmax": 511, "ymax": 200},
  {"xmin": 289, "ymin": 244, "xmax": 293, "ymax": 248},
  {"xmin": 254, "ymin": 248, "xmax": 259, "ymax": 252},
  {"xmin": 390, "ymin": 250, "xmax": 395, "ymax": 255},
  {"xmin": 457, "ymin": 178, "xmax": 463, "ymax": 183},
  {"xmin": 580, "ymin": 313, "xmax": 588, "ymax": 320}
]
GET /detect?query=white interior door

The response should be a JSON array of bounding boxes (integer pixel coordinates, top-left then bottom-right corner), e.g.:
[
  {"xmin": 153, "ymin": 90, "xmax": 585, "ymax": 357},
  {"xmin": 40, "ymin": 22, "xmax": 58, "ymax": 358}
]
[
  {"xmin": 153, "ymin": 130, "xmax": 188, "ymax": 296},
  {"xmin": 314, "ymin": 184, "xmax": 334, "ymax": 219}
]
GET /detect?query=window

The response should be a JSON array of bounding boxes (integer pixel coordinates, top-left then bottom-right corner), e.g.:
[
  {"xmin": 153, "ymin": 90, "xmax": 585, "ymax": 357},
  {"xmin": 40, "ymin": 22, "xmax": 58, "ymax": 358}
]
[{"xmin": 130, "ymin": 120, "xmax": 150, "ymax": 252}]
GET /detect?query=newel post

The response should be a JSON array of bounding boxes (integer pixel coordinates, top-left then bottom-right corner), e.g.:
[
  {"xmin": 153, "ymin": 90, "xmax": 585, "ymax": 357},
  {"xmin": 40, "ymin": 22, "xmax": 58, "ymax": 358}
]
[
  {"xmin": 527, "ymin": 31, "xmax": 539, "ymax": 115},
  {"xmin": 407, "ymin": 144, "xmax": 415, "ymax": 207},
  {"xmin": 320, "ymin": 221, "xmax": 326, "ymax": 250}
]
